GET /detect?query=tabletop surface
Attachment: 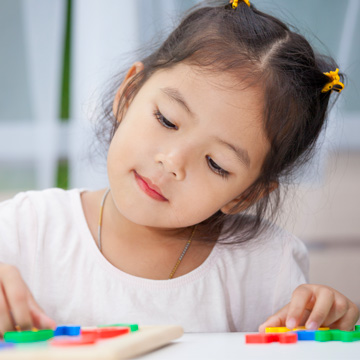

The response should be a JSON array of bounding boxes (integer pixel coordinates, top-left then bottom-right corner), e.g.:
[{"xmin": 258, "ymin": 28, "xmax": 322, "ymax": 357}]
[{"xmin": 135, "ymin": 332, "xmax": 360, "ymax": 360}]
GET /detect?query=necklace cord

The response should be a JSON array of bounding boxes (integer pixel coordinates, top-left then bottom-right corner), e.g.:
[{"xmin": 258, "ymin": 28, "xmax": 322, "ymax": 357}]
[
  {"xmin": 97, "ymin": 188, "xmax": 197, "ymax": 280},
  {"xmin": 98, "ymin": 188, "xmax": 110, "ymax": 251},
  {"xmin": 168, "ymin": 225, "xmax": 197, "ymax": 279}
]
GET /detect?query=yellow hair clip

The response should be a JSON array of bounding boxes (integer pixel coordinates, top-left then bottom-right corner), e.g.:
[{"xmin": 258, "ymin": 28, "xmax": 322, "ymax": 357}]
[
  {"xmin": 229, "ymin": 0, "xmax": 250, "ymax": 9},
  {"xmin": 230, "ymin": 0, "xmax": 239, "ymax": 8},
  {"xmin": 321, "ymin": 68, "xmax": 344, "ymax": 93}
]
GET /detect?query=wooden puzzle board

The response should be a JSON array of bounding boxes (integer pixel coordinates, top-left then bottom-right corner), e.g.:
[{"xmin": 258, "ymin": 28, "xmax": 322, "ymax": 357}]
[{"xmin": 0, "ymin": 325, "xmax": 183, "ymax": 360}]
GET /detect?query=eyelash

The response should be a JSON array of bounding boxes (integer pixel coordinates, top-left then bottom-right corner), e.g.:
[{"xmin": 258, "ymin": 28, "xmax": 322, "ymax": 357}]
[
  {"xmin": 153, "ymin": 108, "xmax": 230, "ymax": 179},
  {"xmin": 154, "ymin": 109, "xmax": 178, "ymax": 130},
  {"xmin": 206, "ymin": 156, "xmax": 230, "ymax": 179}
]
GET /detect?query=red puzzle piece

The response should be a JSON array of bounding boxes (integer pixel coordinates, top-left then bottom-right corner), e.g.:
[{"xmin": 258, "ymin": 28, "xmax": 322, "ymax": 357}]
[
  {"xmin": 81, "ymin": 327, "xmax": 130, "ymax": 339},
  {"xmin": 246, "ymin": 333, "xmax": 297, "ymax": 344},
  {"xmin": 51, "ymin": 333, "xmax": 98, "ymax": 347}
]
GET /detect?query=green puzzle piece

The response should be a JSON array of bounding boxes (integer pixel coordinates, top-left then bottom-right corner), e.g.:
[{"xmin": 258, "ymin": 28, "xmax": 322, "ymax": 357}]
[
  {"xmin": 315, "ymin": 329, "xmax": 360, "ymax": 342},
  {"xmin": 4, "ymin": 329, "xmax": 54, "ymax": 343}
]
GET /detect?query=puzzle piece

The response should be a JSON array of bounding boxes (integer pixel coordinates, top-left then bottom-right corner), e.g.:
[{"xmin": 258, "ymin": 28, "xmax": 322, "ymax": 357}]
[
  {"xmin": 295, "ymin": 330, "xmax": 316, "ymax": 341},
  {"xmin": 54, "ymin": 325, "xmax": 81, "ymax": 336},
  {"xmin": 265, "ymin": 327, "xmax": 289, "ymax": 333},
  {"xmin": 4, "ymin": 329, "xmax": 54, "ymax": 343},
  {"xmin": 0, "ymin": 342, "xmax": 15, "ymax": 349},
  {"xmin": 315, "ymin": 329, "xmax": 360, "ymax": 342},
  {"xmin": 81, "ymin": 326, "xmax": 130, "ymax": 339},
  {"xmin": 51, "ymin": 333, "xmax": 98, "ymax": 347},
  {"xmin": 245, "ymin": 333, "xmax": 297, "ymax": 344},
  {"xmin": 265, "ymin": 326, "xmax": 329, "ymax": 333}
]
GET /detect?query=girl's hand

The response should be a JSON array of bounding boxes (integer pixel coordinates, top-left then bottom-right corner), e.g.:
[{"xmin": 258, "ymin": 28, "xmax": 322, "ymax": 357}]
[
  {"xmin": 0, "ymin": 263, "xmax": 56, "ymax": 335},
  {"xmin": 259, "ymin": 284, "xmax": 360, "ymax": 332}
]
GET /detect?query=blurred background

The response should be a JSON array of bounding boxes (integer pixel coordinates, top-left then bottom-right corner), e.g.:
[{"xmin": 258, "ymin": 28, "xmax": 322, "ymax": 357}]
[{"xmin": 0, "ymin": 0, "xmax": 359, "ymax": 316}]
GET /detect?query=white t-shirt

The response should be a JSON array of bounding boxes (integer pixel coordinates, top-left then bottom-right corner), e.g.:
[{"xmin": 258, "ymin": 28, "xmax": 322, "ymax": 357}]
[{"xmin": 0, "ymin": 188, "xmax": 308, "ymax": 332}]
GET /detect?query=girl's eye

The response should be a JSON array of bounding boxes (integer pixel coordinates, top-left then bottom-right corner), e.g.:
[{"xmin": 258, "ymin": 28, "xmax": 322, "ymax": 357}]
[
  {"xmin": 206, "ymin": 155, "xmax": 229, "ymax": 179},
  {"xmin": 153, "ymin": 110, "xmax": 228, "ymax": 179},
  {"xmin": 154, "ymin": 109, "xmax": 178, "ymax": 130}
]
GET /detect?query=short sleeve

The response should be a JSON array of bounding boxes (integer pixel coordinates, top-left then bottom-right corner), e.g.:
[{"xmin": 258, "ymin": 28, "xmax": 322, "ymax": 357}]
[
  {"xmin": 0, "ymin": 192, "xmax": 38, "ymax": 282},
  {"xmin": 271, "ymin": 232, "xmax": 309, "ymax": 314}
]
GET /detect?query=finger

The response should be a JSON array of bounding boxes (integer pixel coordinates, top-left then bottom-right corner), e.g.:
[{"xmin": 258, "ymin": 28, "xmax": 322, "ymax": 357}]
[
  {"xmin": 330, "ymin": 303, "xmax": 360, "ymax": 331},
  {"xmin": 2, "ymin": 268, "xmax": 33, "ymax": 330},
  {"xmin": 259, "ymin": 307, "xmax": 312, "ymax": 332},
  {"xmin": 304, "ymin": 288, "xmax": 335, "ymax": 330},
  {"xmin": 293, "ymin": 309, "xmax": 312, "ymax": 327},
  {"xmin": 321, "ymin": 294, "xmax": 349, "ymax": 327},
  {"xmin": 258, "ymin": 304, "xmax": 289, "ymax": 332},
  {"xmin": 0, "ymin": 284, "xmax": 14, "ymax": 335},
  {"xmin": 28, "ymin": 296, "xmax": 56, "ymax": 330},
  {"xmin": 285, "ymin": 285, "xmax": 314, "ymax": 329}
]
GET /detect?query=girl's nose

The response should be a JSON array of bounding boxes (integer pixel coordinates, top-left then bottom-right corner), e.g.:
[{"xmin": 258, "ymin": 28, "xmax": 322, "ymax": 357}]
[{"xmin": 155, "ymin": 151, "xmax": 186, "ymax": 181}]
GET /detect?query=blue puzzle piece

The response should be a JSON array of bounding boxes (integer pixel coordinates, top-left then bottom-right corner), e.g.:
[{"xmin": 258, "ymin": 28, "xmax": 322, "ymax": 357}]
[
  {"xmin": 0, "ymin": 342, "xmax": 15, "ymax": 350},
  {"xmin": 295, "ymin": 330, "xmax": 316, "ymax": 341},
  {"xmin": 65, "ymin": 326, "xmax": 81, "ymax": 336},
  {"xmin": 54, "ymin": 325, "xmax": 81, "ymax": 336},
  {"xmin": 54, "ymin": 326, "xmax": 66, "ymax": 336}
]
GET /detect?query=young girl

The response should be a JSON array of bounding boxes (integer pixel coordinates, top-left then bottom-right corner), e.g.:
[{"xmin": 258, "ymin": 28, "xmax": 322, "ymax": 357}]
[{"xmin": 0, "ymin": 0, "xmax": 358, "ymax": 334}]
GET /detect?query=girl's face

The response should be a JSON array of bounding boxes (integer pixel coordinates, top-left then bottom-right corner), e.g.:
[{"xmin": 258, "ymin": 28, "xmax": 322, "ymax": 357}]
[{"xmin": 107, "ymin": 63, "xmax": 270, "ymax": 229}]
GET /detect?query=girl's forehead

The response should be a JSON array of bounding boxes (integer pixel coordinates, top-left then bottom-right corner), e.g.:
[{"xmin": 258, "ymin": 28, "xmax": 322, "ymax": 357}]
[
  {"xmin": 152, "ymin": 63, "xmax": 254, "ymax": 91},
  {"xmin": 141, "ymin": 64, "xmax": 270, "ymax": 167},
  {"xmin": 146, "ymin": 64, "xmax": 266, "ymax": 131}
]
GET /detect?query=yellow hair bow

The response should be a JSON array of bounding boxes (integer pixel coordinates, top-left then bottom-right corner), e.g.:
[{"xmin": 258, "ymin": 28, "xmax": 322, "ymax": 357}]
[
  {"xmin": 321, "ymin": 68, "xmax": 344, "ymax": 93},
  {"xmin": 230, "ymin": 0, "xmax": 250, "ymax": 9}
]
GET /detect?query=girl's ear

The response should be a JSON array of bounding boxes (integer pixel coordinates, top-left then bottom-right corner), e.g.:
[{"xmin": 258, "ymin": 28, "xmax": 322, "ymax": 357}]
[
  {"xmin": 220, "ymin": 181, "xmax": 279, "ymax": 215},
  {"xmin": 112, "ymin": 61, "xmax": 144, "ymax": 120}
]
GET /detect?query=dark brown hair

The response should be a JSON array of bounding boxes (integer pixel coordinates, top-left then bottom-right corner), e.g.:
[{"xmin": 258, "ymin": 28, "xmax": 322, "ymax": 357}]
[{"xmin": 95, "ymin": 0, "xmax": 343, "ymax": 245}]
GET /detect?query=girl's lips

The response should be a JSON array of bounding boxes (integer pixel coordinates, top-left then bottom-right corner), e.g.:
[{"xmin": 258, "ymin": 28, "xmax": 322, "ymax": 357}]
[{"xmin": 134, "ymin": 171, "xmax": 168, "ymax": 201}]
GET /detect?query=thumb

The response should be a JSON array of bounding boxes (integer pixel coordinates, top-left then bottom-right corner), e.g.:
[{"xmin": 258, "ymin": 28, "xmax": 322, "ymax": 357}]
[
  {"xmin": 258, "ymin": 304, "xmax": 289, "ymax": 332},
  {"xmin": 27, "ymin": 292, "xmax": 56, "ymax": 330}
]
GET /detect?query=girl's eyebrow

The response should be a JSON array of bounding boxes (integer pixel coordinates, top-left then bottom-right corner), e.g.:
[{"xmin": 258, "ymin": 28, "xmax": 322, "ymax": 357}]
[
  {"xmin": 160, "ymin": 87, "xmax": 194, "ymax": 116},
  {"xmin": 214, "ymin": 136, "xmax": 251, "ymax": 169}
]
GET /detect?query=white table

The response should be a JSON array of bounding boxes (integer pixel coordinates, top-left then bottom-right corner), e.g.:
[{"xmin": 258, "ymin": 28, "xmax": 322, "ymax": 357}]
[{"xmin": 136, "ymin": 332, "xmax": 360, "ymax": 360}]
